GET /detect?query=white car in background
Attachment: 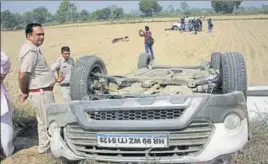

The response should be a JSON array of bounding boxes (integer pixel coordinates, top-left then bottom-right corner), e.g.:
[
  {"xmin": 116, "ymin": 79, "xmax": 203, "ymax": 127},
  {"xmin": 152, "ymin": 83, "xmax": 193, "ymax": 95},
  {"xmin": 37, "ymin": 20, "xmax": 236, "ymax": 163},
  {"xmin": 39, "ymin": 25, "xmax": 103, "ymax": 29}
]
[
  {"xmin": 171, "ymin": 17, "xmax": 197, "ymax": 31},
  {"xmin": 171, "ymin": 17, "xmax": 205, "ymax": 31}
]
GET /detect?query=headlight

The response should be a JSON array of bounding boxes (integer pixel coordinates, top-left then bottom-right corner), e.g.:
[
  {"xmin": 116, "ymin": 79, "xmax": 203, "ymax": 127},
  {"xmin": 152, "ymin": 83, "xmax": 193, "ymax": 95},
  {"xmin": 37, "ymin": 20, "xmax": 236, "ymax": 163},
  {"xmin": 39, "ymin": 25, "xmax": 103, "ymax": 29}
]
[
  {"xmin": 48, "ymin": 122, "xmax": 58, "ymax": 137},
  {"xmin": 224, "ymin": 113, "xmax": 241, "ymax": 132}
]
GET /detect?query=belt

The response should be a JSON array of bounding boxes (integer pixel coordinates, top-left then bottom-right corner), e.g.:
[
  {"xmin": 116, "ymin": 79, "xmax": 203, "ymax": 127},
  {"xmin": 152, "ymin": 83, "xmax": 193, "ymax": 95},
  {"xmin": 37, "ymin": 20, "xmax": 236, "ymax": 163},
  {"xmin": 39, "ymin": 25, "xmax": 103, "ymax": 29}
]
[
  {"xmin": 60, "ymin": 83, "xmax": 70, "ymax": 87},
  {"xmin": 29, "ymin": 87, "xmax": 53, "ymax": 93}
]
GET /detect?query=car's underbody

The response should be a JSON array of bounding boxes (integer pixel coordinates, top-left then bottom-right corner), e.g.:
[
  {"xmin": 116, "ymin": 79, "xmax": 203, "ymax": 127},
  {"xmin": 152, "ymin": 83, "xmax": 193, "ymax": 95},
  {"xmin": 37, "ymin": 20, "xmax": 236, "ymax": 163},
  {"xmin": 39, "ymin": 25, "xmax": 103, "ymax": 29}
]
[{"xmin": 85, "ymin": 63, "xmax": 218, "ymax": 99}]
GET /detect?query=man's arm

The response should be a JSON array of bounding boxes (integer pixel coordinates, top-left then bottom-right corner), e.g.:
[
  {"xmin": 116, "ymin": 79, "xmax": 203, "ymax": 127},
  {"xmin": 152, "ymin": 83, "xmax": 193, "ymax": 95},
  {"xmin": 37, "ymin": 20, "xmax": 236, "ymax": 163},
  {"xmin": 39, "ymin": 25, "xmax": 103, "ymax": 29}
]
[
  {"xmin": 139, "ymin": 30, "xmax": 144, "ymax": 37},
  {"xmin": 148, "ymin": 31, "xmax": 152, "ymax": 37},
  {"xmin": 18, "ymin": 71, "xmax": 30, "ymax": 94},
  {"xmin": 71, "ymin": 58, "xmax": 75, "ymax": 66},
  {"xmin": 50, "ymin": 60, "xmax": 61, "ymax": 80},
  {"xmin": 18, "ymin": 50, "xmax": 37, "ymax": 95},
  {"xmin": 51, "ymin": 61, "xmax": 60, "ymax": 73}
]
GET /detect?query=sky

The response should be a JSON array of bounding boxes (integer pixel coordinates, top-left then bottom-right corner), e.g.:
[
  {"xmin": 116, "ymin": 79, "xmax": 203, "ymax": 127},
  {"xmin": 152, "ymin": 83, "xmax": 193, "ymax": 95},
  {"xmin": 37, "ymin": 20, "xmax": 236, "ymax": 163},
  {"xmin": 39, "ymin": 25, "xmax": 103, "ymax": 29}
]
[{"xmin": 1, "ymin": 1, "xmax": 268, "ymax": 14}]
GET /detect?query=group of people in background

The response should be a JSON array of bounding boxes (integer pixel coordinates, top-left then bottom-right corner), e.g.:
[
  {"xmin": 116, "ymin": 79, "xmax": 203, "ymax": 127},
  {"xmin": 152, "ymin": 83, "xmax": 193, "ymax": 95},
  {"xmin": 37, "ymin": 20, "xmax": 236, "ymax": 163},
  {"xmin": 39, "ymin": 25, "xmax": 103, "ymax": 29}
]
[
  {"xmin": 165, "ymin": 16, "xmax": 214, "ymax": 34},
  {"xmin": 1, "ymin": 23, "xmax": 74, "ymax": 157},
  {"xmin": 180, "ymin": 16, "xmax": 213, "ymax": 34}
]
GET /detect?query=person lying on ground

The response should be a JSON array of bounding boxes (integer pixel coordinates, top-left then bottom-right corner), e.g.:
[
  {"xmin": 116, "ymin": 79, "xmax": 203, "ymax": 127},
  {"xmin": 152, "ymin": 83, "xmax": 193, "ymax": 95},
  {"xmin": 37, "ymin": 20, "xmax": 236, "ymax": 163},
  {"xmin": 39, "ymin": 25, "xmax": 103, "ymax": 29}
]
[{"xmin": 112, "ymin": 36, "xmax": 129, "ymax": 43}]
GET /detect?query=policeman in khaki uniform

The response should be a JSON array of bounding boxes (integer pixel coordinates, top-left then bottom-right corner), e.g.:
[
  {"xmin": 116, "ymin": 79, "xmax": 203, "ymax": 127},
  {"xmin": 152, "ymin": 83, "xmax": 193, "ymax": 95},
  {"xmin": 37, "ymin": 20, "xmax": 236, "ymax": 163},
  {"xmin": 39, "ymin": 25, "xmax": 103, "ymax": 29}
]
[
  {"xmin": 51, "ymin": 46, "xmax": 74, "ymax": 102},
  {"xmin": 18, "ymin": 23, "xmax": 63, "ymax": 154}
]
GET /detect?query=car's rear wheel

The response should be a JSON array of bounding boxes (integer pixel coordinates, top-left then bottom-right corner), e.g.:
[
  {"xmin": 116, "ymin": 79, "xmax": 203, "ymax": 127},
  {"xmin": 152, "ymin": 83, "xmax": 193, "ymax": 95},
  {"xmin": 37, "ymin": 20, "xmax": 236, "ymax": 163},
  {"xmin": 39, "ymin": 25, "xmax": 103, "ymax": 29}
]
[
  {"xmin": 219, "ymin": 52, "xmax": 247, "ymax": 97},
  {"xmin": 137, "ymin": 53, "xmax": 151, "ymax": 69},
  {"xmin": 70, "ymin": 55, "xmax": 107, "ymax": 100}
]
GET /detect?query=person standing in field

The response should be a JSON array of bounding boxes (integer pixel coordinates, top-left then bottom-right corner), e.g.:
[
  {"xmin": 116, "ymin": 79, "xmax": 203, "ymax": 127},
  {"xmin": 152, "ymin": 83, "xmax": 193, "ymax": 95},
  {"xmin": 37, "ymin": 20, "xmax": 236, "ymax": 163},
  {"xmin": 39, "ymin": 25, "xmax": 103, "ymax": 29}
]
[
  {"xmin": 208, "ymin": 18, "xmax": 213, "ymax": 33},
  {"xmin": 51, "ymin": 46, "xmax": 74, "ymax": 103},
  {"xmin": 180, "ymin": 16, "xmax": 185, "ymax": 31},
  {"xmin": 192, "ymin": 18, "xmax": 198, "ymax": 34},
  {"xmin": 18, "ymin": 23, "xmax": 63, "ymax": 154},
  {"xmin": 1, "ymin": 51, "xmax": 15, "ymax": 157},
  {"xmin": 139, "ymin": 26, "xmax": 155, "ymax": 61},
  {"xmin": 197, "ymin": 18, "xmax": 202, "ymax": 31}
]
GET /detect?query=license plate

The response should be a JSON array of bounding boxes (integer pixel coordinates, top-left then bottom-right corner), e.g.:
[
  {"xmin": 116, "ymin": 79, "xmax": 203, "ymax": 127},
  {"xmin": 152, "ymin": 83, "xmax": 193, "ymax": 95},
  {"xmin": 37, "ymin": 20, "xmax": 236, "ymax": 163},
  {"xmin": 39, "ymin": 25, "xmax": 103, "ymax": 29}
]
[{"xmin": 96, "ymin": 133, "xmax": 169, "ymax": 148}]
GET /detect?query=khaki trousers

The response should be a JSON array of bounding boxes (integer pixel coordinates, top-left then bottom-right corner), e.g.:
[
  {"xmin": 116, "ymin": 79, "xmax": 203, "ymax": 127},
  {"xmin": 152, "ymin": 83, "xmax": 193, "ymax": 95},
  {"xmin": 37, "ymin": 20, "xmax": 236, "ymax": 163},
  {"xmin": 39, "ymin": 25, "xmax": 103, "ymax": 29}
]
[
  {"xmin": 60, "ymin": 86, "xmax": 71, "ymax": 103},
  {"xmin": 28, "ymin": 89, "xmax": 54, "ymax": 153}
]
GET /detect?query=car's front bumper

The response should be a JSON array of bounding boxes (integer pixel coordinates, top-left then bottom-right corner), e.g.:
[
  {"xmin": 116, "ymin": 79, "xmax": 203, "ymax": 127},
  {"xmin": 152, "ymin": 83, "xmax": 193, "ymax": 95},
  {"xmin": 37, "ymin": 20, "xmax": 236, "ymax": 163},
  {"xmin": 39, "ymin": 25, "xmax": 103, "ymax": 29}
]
[
  {"xmin": 48, "ymin": 124, "xmax": 84, "ymax": 161},
  {"xmin": 48, "ymin": 118, "xmax": 248, "ymax": 163}
]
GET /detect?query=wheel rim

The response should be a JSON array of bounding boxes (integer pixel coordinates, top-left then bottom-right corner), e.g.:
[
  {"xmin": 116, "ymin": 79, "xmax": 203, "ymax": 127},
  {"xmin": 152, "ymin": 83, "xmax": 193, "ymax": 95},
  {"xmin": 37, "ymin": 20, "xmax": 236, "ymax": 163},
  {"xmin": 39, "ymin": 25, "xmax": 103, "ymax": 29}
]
[{"xmin": 87, "ymin": 64, "xmax": 104, "ymax": 95}]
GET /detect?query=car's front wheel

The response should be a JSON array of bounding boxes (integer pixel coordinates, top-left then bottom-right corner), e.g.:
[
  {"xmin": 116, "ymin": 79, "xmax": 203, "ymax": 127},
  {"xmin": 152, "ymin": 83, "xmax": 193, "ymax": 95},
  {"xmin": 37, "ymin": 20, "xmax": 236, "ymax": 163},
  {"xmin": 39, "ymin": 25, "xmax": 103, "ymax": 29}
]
[{"xmin": 70, "ymin": 55, "xmax": 107, "ymax": 101}]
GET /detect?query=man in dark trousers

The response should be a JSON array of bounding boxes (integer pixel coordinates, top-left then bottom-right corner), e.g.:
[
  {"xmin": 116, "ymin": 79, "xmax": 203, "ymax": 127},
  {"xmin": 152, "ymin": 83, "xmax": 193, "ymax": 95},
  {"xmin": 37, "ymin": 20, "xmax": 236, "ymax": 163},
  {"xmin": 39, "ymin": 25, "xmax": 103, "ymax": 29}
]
[
  {"xmin": 197, "ymin": 18, "xmax": 202, "ymax": 31},
  {"xmin": 208, "ymin": 18, "xmax": 213, "ymax": 32},
  {"xmin": 180, "ymin": 16, "xmax": 185, "ymax": 31},
  {"xmin": 139, "ymin": 26, "xmax": 155, "ymax": 61},
  {"xmin": 192, "ymin": 18, "xmax": 198, "ymax": 34}
]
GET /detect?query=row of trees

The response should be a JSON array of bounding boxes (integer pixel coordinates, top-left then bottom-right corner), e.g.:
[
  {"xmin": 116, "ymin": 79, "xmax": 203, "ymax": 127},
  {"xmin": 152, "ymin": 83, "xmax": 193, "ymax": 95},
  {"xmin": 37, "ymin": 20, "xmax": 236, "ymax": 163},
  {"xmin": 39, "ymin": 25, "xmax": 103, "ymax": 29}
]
[
  {"xmin": 211, "ymin": 1, "xmax": 242, "ymax": 13},
  {"xmin": 1, "ymin": 1, "xmax": 125, "ymax": 30},
  {"xmin": 1, "ymin": 0, "xmax": 267, "ymax": 30}
]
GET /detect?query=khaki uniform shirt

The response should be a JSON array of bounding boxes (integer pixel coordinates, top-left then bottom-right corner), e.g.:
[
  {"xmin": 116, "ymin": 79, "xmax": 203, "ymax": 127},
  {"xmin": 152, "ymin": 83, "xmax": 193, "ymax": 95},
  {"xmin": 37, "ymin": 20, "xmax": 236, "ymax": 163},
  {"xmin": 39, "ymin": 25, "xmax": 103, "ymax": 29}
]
[
  {"xmin": 19, "ymin": 40, "xmax": 56, "ymax": 89},
  {"xmin": 50, "ymin": 57, "xmax": 74, "ymax": 85}
]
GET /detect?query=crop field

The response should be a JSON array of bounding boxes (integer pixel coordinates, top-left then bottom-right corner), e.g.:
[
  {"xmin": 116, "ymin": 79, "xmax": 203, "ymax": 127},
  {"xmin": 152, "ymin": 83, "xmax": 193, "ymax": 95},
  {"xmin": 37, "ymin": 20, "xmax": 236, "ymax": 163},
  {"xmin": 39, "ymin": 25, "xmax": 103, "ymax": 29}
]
[{"xmin": 1, "ymin": 15, "xmax": 268, "ymax": 164}]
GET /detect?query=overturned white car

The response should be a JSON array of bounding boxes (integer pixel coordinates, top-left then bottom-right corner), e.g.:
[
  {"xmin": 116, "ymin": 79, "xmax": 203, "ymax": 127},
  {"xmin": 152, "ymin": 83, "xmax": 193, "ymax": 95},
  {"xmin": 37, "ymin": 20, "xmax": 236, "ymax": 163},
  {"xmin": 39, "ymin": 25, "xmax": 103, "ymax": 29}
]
[{"xmin": 47, "ymin": 52, "xmax": 251, "ymax": 163}]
